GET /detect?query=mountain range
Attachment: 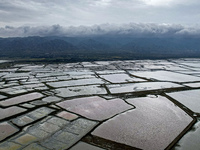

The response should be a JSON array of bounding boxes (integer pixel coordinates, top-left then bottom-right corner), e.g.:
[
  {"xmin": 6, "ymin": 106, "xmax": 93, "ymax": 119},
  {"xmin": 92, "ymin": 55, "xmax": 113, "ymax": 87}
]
[{"xmin": 0, "ymin": 36, "xmax": 200, "ymax": 61}]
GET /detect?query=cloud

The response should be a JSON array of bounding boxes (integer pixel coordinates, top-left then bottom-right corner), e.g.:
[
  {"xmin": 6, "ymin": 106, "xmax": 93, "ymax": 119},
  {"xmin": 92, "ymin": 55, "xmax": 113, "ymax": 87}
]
[
  {"xmin": 0, "ymin": 0, "xmax": 200, "ymax": 27},
  {"xmin": 0, "ymin": 23, "xmax": 200, "ymax": 38}
]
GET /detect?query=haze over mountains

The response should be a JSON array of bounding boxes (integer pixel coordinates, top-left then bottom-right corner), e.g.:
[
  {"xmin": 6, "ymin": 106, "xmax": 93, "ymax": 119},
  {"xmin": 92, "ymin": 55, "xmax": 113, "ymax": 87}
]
[
  {"xmin": 1, "ymin": 23, "xmax": 200, "ymax": 38},
  {"xmin": 0, "ymin": 23, "xmax": 200, "ymax": 61}
]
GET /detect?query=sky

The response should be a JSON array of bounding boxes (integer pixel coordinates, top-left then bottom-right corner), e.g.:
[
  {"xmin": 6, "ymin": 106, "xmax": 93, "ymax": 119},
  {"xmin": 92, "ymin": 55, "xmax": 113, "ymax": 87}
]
[{"xmin": 0, "ymin": 0, "xmax": 200, "ymax": 37}]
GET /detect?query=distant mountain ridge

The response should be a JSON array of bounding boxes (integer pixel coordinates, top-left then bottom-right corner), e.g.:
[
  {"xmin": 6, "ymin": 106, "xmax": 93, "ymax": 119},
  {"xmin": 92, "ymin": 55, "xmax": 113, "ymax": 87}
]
[{"xmin": 0, "ymin": 36, "xmax": 200, "ymax": 60}]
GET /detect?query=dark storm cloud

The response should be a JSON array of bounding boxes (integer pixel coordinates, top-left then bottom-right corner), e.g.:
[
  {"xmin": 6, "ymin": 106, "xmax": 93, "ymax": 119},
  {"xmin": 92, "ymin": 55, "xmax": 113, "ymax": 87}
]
[{"xmin": 0, "ymin": 23, "xmax": 200, "ymax": 38}]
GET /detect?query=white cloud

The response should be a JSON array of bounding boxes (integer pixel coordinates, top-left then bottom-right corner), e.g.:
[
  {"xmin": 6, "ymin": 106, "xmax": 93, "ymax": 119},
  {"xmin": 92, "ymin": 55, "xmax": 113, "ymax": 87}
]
[
  {"xmin": 142, "ymin": 0, "xmax": 173, "ymax": 6},
  {"xmin": 0, "ymin": 23, "xmax": 200, "ymax": 38},
  {"xmin": 142, "ymin": 0, "xmax": 200, "ymax": 7}
]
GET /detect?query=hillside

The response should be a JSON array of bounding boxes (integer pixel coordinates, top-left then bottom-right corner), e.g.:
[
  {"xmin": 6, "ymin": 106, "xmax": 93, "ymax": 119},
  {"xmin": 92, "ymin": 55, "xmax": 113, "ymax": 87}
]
[{"xmin": 0, "ymin": 36, "xmax": 200, "ymax": 61}]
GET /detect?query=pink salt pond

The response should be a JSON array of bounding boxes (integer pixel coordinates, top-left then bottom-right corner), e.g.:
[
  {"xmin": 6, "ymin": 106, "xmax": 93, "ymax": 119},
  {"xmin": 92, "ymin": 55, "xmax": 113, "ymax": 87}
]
[
  {"xmin": 56, "ymin": 96, "xmax": 133, "ymax": 121},
  {"xmin": 92, "ymin": 95, "xmax": 194, "ymax": 150},
  {"xmin": 0, "ymin": 92, "xmax": 44, "ymax": 106}
]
